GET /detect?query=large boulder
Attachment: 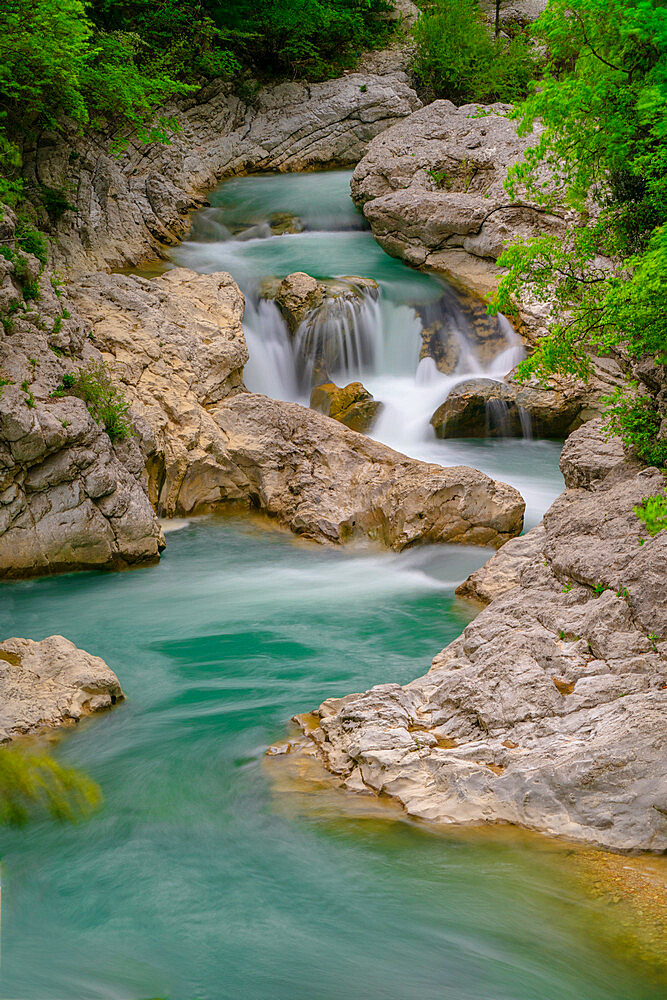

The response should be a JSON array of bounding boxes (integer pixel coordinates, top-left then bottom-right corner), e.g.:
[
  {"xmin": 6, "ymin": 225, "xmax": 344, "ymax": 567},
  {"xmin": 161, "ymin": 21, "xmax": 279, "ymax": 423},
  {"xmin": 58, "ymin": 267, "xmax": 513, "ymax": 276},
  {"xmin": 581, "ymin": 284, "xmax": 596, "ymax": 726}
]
[
  {"xmin": 0, "ymin": 635, "xmax": 124, "ymax": 742},
  {"xmin": 24, "ymin": 74, "xmax": 421, "ymax": 274},
  {"xmin": 0, "ymin": 239, "xmax": 163, "ymax": 579},
  {"xmin": 290, "ymin": 420, "xmax": 667, "ymax": 850},
  {"xmin": 72, "ymin": 269, "xmax": 525, "ymax": 550},
  {"xmin": 430, "ymin": 377, "xmax": 585, "ymax": 438},
  {"xmin": 310, "ymin": 381, "xmax": 382, "ymax": 433},
  {"xmin": 350, "ymin": 100, "xmax": 573, "ymax": 339}
]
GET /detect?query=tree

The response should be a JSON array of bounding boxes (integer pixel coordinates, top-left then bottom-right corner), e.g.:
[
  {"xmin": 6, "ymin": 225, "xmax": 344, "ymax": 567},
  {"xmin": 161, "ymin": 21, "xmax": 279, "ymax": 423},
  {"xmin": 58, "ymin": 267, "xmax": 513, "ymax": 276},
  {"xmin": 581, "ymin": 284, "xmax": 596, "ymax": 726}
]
[{"xmin": 492, "ymin": 0, "xmax": 667, "ymax": 464}]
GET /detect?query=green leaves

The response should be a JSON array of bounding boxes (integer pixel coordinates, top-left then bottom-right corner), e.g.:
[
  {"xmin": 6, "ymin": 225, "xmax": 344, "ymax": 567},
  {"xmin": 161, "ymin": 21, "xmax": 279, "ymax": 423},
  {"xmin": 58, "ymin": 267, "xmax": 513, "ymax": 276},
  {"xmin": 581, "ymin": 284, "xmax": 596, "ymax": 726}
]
[
  {"xmin": 412, "ymin": 0, "xmax": 538, "ymax": 103},
  {"xmin": 634, "ymin": 490, "xmax": 667, "ymax": 535},
  {"xmin": 492, "ymin": 0, "xmax": 667, "ymax": 463}
]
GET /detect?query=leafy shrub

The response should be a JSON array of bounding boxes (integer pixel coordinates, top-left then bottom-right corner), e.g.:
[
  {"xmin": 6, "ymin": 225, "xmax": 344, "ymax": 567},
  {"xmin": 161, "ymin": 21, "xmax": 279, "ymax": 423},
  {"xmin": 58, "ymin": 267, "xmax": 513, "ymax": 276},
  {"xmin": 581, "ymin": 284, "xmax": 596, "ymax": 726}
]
[
  {"xmin": 53, "ymin": 361, "xmax": 133, "ymax": 441},
  {"xmin": 634, "ymin": 491, "xmax": 667, "ymax": 536},
  {"xmin": 0, "ymin": 747, "xmax": 101, "ymax": 825},
  {"xmin": 412, "ymin": 0, "xmax": 537, "ymax": 103},
  {"xmin": 15, "ymin": 220, "xmax": 49, "ymax": 264},
  {"xmin": 602, "ymin": 386, "xmax": 667, "ymax": 468}
]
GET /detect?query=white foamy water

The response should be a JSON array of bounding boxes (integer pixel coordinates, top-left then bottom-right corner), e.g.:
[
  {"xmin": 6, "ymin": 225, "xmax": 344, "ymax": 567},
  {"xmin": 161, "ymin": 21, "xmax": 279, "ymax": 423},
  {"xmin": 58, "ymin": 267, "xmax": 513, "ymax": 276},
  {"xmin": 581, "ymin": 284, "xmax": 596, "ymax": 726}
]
[{"xmin": 170, "ymin": 171, "xmax": 565, "ymax": 527}]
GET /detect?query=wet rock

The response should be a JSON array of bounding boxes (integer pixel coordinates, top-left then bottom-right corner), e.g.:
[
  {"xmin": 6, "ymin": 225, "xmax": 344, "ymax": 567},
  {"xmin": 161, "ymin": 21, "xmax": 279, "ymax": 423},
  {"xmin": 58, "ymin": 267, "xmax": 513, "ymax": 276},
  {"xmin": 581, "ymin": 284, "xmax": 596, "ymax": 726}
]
[
  {"xmin": 73, "ymin": 269, "xmax": 525, "ymax": 550},
  {"xmin": 310, "ymin": 381, "xmax": 382, "ymax": 433},
  {"xmin": 273, "ymin": 272, "xmax": 326, "ymax": 333},
  {"xmin": 416, "ymin": 287, "xmax": 510, "ymax": 373},
  {"xmin": 294, "ymin": 419, "xmax": 667, "ymax": 850},
  {"xmin": 0, "ymin": 635, "xmax": 124, "ymax": 741},
  {"xmin": 430, "ymin": 377, "xmax": 584, "ymax": 439}
]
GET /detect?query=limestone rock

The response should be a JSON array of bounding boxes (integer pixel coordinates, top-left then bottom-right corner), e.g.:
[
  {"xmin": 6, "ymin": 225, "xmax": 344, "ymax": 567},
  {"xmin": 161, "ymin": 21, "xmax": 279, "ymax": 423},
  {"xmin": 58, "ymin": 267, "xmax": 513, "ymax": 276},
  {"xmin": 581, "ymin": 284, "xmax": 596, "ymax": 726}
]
[
  {"xmin": 310, "ymin": 381, "xmax": 382, "ymax": 432},
  {"xmin": 293, "ymin": 419, "xmax": 667, "ymax": 850},
  {"xmin": 456, "ymin": 523, "xmax": 546, "ymax": 603},
  {"xmin": 431, "ymin": 377, "xmax": 585, "ymax": 439},
  {"xmin": 73, "ymin": 269, "xmax": 525, "ymax": 549},
  {"xmin": 350, "ymin": 100, "xmax": 572, "ymax": 339},
  {"xmin": 0, "ymin": 635, "xmax": 124, "ymax": 741},
  {"xmin": 210, "ymin": 392, "xmax": 525, "ymax": 549},
  {"xmin": 0, "ymin": 236, "xmax": 163, "ymax": 579},
  {"xmin": 25, "ymin": 74, "xmax": 421, "ymax": 274},
  {"xmin": 273, "ymin": 273, "xmax": 325, "ymax": 333}
]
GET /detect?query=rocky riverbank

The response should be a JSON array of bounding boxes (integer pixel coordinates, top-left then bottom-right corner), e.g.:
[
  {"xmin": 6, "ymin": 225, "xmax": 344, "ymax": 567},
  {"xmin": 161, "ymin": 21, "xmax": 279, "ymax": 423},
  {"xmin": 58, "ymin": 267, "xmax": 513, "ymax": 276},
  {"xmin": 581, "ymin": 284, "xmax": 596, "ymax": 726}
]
[
  {"xmin": 24, "ymin": 73, "xmax": 421, "ymax": 275},
  {"xmin": 289, "ymin": 419, "xmax": 667, "ymax": 851}
]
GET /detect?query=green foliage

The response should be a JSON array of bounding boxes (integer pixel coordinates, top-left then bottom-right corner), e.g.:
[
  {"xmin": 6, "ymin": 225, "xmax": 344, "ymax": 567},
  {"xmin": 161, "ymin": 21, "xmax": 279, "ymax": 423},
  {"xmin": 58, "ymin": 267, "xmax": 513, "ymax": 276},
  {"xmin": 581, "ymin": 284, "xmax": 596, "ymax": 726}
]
[
  {"xmin": 0, "ymin": 0, "xmax": 193, "ymax": 203},
  {"xmin": 40, "ymin": 184, "xmax": 76, "ymax": 221},
  {"xmin": 0, "ymin": 0, "xmax": 396, "ymax": 202},
  {"xmin": 412, "ymin": 0, "xmax": 537, "ymax": 103},
  {"xmin": 602, "ymin": 385, "xmax": 667, "ymax": 467},
  {"xmin": 53, "ymin": 361, "xmax": 133, "ymax": 441},
  {"xmin": 490, "ymin": 0, "xmax": 667, "ymax": 460},
  {"xmin": 634, "ymin": 490, "xmax": 667, "ymax": 535},
  {"xmin": 15, "ymin": 220, "xmax": 48, "ymax": 265},
  {"xmin": 0, "ymin": 747, "xmax": 101, "ymax": 825}
]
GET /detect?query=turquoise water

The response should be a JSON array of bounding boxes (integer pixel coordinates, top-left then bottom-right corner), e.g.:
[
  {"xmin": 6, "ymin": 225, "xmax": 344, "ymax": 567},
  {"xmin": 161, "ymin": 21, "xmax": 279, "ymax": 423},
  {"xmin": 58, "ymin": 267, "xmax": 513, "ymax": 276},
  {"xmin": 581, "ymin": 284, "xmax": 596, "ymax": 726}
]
[
  {"xmin": 0, "ymin": 520, "xmax": 663, "ymax": 1000},
  {"xmin": 1, "ymin": 171, "xmax": 660, "ymax": 999}
]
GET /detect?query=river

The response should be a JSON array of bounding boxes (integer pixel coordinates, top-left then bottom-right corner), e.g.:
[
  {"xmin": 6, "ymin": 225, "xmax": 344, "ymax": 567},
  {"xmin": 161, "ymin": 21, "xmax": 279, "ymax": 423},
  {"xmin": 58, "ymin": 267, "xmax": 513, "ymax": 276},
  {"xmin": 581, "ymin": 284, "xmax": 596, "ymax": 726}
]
[{"xmin": 0, "ymin": 171, "xmax": 661, "ymax": 1000}]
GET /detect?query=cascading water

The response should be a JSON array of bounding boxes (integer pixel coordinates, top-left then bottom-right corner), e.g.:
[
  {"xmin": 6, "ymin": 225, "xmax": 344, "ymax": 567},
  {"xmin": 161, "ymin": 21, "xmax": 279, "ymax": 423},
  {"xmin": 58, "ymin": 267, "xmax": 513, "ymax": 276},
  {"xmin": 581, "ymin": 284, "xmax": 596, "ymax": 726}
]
[
  {"xmin": 170, "ymin": 170, "xmax": 564, "ymax": 527},
  {"xmin": 292, "ymin": 283, "xmax": 383, "ymax": 389}
]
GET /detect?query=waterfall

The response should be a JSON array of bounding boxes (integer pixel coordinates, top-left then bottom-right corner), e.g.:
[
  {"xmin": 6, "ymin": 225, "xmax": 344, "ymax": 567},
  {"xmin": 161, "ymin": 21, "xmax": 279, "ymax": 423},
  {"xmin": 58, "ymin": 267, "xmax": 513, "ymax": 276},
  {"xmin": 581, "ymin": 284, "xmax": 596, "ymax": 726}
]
[
  {"xmin": 485, "ymin": 397, "xmax": 513, "ymax": 438},
  {"xmin": 292, "ymin": 283, "xmax": 383, "ymax": 390},
  {"xmin": 243, "ymin": 297, "xmax": 298, "ymax": 401}
]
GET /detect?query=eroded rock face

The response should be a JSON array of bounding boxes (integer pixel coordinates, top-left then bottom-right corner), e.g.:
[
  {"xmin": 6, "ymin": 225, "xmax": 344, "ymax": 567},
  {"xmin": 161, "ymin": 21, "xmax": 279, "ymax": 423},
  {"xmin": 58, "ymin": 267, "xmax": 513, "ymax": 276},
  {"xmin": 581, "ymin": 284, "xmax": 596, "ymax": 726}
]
[
  {"xmin": 350, "ymin": 100, "xmax": 572, "ymax": 339},
  {"xmin": 73, "ymin": 269, "xmax": 525, "ymax": 548},
  {"xmin": 310, "ymin": 381, "xmax": 382, "ymax": 433},
  {"xmin": 0, "ymin": 236, "xmax": 163, "ymax": 578},
  {"xmin": 430, "ymin": 377, "xmax": 585, "ymax": 439},
  {"xmin": 292, "ymin": 420, "xmax": 667, "ymax": 850},
  {"xmin": 24, "ymin": 74, "xmax": 421, "ymax": 274},
  {"xmin": 0, "ymin": 635, "xmax": 124, "ymax": 742}
]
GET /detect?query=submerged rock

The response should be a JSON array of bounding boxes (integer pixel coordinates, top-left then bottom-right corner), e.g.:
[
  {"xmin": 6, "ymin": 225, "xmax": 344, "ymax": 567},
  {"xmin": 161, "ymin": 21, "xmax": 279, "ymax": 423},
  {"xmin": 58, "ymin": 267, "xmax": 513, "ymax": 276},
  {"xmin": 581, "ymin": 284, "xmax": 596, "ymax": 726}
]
[
  {"xmin": 73, "ymin": 268, "xmax": 525, "ymax": 550},
  {"xmin": 268, "ymin": 212, "xmax": 303, "ymax": 236},
  {"xmin": 0, "ymin": 635, "xmax": 124, "ymax": 741},
  {"xmin": 431, "ymin": 377, "xmax": 584, "ymax": 439},
  {"xmin": 310, "ymin": 381, "xmax": 382, "ymax": 433},
  {"xmin": 292, "ymin": 420, "xmax": 667, "ymax": 851}
]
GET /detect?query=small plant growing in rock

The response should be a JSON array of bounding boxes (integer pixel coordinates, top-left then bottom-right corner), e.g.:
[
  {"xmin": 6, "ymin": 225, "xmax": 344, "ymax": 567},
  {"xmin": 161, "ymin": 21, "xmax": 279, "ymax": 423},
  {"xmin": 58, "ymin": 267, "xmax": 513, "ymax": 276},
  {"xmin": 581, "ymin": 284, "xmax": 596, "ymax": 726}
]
[
  {"xmin": 634, "ymin": 491, "xmax": 667, "ymax": 537},
  {"xmin": 52, "ymin": 361, "xmax": 133, "ymax": 442},
  {"xmin": 561, "ymin": 582, "xmax": 572, "ymax": 593},
  {"xmin": 427, "ymin": 168, "xmax": 450, "ymax": 189},
  {"xmin": 592, "ymin": 583, "xmax": 608, "ymax": 595},
  {"xmin": 616, "ymin": 585, "xmax": 629, "ymax": 599},
  {"xmin": 648, "ymin": 632, "xmax": 659, "ymax": 652},
  {"xmin": 20, "ymin": 379, "xmax": 35, "ymax": 408}
]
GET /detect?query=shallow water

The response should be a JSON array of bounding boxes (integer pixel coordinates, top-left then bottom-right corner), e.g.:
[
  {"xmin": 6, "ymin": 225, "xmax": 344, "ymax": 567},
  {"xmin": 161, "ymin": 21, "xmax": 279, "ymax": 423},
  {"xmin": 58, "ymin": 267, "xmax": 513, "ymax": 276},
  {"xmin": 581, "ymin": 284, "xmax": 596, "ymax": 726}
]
[
  {"xmin": 0, "ymin": 520, "xmax": 663, "ymax": 1000},
  {"xmin": 2, "ymin": 171, "xmax": 655, "ymax": 1000}
]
